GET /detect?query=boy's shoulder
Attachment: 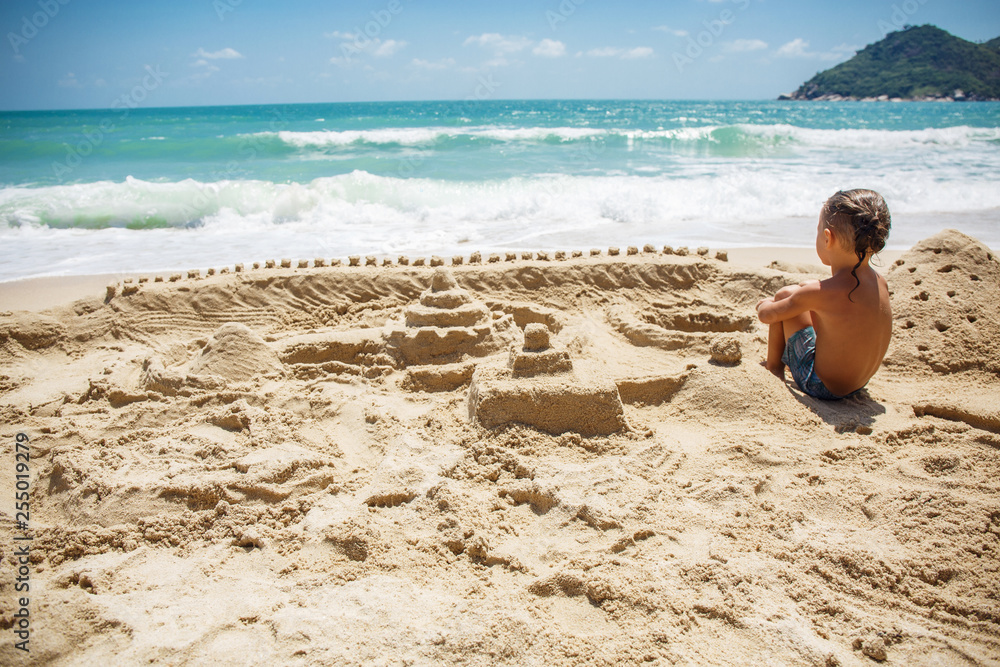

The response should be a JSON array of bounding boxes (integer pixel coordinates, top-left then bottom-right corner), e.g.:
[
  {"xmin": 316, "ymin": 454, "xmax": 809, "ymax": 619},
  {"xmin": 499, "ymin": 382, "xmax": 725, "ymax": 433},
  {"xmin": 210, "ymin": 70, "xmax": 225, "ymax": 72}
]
[
  {"xmin": 817, "ymin": 267, "xmax": 889, "ymax": 305},
  {"xmin": 812, "ymin": 274, "xmax": 855, "ymax": 303},
  {"xmin": 794, "ymin": 277, "xmax": 826, "ymax": 296},
  {"xmin": 817, "ymin": 271, "xmax": 859, "ymax": 292}
]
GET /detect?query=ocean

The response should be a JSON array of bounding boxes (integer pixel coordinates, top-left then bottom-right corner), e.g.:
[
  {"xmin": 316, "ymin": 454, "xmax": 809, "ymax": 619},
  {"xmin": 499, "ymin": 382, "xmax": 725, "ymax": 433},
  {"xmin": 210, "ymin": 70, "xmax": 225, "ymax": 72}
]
[{"xmin": 1, "ymin": 99, "xmax": 998, "ymax": 282}]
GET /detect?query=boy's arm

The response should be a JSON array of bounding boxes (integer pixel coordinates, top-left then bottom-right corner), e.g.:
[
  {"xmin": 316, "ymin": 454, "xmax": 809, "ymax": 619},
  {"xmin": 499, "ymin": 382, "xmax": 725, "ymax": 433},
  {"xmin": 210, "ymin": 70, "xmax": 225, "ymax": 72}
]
[{"xmin": 756, "ymin": 282, "xmax": 821, "ymax": 325}]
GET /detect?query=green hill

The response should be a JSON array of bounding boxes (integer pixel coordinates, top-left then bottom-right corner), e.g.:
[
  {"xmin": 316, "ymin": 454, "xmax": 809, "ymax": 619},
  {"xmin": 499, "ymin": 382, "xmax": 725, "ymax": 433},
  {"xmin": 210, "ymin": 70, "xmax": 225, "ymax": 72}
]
[{"xmin": 781, "ymin": 25, "xmax": 1000, "ymax": 101}]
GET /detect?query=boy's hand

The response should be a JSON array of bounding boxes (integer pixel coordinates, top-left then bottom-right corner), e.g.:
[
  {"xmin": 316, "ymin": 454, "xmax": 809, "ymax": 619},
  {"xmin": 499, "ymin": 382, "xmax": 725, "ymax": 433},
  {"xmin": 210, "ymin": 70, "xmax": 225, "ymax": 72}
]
[
  {"xmin": 755, "ymin": 297, "xmax": 772, "ymax": 323},
  {"xmin": 756, "ymin": 282, "xmax": 818, "ymax": 325}
]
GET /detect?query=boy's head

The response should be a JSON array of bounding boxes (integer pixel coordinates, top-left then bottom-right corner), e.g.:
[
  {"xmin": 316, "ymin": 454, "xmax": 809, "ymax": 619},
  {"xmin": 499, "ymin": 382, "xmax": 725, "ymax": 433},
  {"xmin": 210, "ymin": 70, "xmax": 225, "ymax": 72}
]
[{"xmin": 820, "ymin": 189, "xmax": 891, "ymax": 263}]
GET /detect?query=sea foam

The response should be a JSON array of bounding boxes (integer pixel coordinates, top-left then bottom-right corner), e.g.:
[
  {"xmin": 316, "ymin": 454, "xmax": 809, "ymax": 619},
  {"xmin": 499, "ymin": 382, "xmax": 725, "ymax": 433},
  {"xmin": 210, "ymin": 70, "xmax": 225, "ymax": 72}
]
[{"xmin": 256, "ymin": 124, "xmax": 1000, "ymax": 152}]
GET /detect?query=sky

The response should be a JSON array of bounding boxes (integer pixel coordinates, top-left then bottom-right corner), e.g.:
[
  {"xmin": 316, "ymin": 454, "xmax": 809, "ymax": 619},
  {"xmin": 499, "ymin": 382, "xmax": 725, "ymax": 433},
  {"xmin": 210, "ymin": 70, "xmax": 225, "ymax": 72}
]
[{"xmin": 1, "ymin": 0, "xmax": 999, "ymax": 110}]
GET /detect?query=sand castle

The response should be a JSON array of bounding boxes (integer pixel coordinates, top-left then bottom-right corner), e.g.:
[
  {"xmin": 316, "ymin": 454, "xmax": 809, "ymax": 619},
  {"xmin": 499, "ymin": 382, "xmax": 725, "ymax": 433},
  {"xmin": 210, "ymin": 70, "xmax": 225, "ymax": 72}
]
[
  {"xmin": 4, "ymin": 235, "xmax": 1000, "ymax": 665},
  {"xmin": 469, "ymin": 322, "xmax": 628, "ymax": 436},
  {"xmin": 271, "ymin": 268, "xmax": 516, "ymax": 387},
  {"xmin": 385, "ymin": 268, "xmax": 516, "ymax": 367}
]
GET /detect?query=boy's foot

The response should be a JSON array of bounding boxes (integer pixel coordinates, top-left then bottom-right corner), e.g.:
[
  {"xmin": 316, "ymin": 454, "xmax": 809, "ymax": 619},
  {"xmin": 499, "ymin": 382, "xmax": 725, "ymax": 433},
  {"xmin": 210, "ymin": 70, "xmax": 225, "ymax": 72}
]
[{"xmin": 762, "ymin": 361, "xmax": 785, "ymax": 380}]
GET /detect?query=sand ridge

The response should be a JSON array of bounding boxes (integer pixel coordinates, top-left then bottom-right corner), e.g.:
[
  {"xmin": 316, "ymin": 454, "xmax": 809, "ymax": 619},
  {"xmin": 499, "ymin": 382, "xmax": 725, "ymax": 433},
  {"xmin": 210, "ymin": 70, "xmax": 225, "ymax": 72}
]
[{"xmin": 0, "ymin": 234, "xmax": 998, "ymax": 665}]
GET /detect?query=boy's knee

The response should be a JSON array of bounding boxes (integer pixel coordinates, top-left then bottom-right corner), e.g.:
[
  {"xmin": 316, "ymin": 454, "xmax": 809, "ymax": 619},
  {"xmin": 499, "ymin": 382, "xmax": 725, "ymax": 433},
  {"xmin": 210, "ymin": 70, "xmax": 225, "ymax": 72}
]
[{"xmin": 774, "ymin": 285, "xmax": 798, "ymax": 300}]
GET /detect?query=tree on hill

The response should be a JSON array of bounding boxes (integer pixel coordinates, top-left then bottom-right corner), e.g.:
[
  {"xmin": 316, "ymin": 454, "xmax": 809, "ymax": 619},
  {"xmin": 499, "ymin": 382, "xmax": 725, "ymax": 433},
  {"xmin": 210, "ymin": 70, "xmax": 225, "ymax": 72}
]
[{"xmin": 784, "ymin": 25, "xmax": 1000, "ymax": 100}]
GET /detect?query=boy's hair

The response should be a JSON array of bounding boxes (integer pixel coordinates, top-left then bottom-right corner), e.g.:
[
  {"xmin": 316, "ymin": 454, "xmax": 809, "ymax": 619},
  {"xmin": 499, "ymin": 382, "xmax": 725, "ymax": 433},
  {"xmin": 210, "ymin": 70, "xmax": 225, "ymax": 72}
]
[{"xmin": 822, "ymin": 189, "xmax": 891, "ymax": 300}]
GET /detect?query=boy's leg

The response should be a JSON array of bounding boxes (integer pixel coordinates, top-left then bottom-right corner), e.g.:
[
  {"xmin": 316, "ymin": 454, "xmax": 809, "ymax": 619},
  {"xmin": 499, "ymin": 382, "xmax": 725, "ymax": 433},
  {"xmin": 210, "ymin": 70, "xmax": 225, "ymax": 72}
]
[
  {"xmin": 763, "ymin": 284, "xmax": 813, "ymax": 379},
  {"xmin": 765, "ymin": 322, "xmax": 786, "ymax": 378}
]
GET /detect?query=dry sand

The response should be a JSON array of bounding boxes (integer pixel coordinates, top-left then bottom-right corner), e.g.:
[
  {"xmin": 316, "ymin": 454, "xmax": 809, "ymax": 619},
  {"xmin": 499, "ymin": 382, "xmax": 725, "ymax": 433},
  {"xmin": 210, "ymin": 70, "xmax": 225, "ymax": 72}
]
[{"xmin": 0, "ymin": 232, "xmax": 997, "ymax": 666}]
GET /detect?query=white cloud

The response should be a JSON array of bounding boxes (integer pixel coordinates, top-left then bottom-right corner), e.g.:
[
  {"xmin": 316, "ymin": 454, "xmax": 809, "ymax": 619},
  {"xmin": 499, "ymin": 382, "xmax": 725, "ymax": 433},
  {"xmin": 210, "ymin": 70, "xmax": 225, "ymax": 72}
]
[
  {"xmin": 411, "ymin": 57, "xmax": 456, "ymax": 70},
  {"xmin": 776, "ymin": 38, "xmax": 810, "ymax": 58},
  {"xmin": 193, "ymin": 47, "xmax": 243, "ymax": 60},
  {"xmin": 328, "ymin": 34, "xmax": 405, "ymax": 66},
  {"xmin": 57, "ymin": 72, "xmax": 83, "ymax": 88},
  {"xmin": 776, "ymin": 38, "xmax": 858, "ymax": 61},
  {"xmin": 622, "ymin": 46, "xmax": 654, "ymax": 59},
  {"xmin": 653, "ymin": 25, "xmax": 688, "ymax": 37},
  {"xmin": 192, "ymin": 60, "xmax": 220, "ymax": 72},
  {"xmin": 533, "ymin": 39, "xmax": 566, "ymax": 58},
  {"xmin": 463, "ymin": 33, "xmax": 532, "ymax": 54},
  {"xmin": 725, "ymin": 39, "xmax": 768, "ymax": 52},
  {"xmin": 586, "ymin": 46, "xmax": 653, "ymax": 59},
  {"xmin": 324, "ymin": 30, "xmax": 357, "ymax": 40},
  {"xmin": 587, "ymin": 47, "xmax": 623, "ymax": 58},
  {"xmin": 372, "ymin": 39, "xmax": 406, "ymax": 57},
  {"xmin": 483, "ymin": 57, "xmax": 511, "ymax": 68},
  {"xmin": 827, "ymin": 43, "xmax": 860, "ymax": 59}
]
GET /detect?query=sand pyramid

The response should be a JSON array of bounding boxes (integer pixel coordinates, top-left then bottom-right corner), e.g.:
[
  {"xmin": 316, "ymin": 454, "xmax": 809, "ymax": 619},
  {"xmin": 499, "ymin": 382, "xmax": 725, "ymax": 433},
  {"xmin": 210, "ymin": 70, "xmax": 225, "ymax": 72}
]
[{"xmin": 385, "ymin": 269, "xmax": 515, "ymax": 367}]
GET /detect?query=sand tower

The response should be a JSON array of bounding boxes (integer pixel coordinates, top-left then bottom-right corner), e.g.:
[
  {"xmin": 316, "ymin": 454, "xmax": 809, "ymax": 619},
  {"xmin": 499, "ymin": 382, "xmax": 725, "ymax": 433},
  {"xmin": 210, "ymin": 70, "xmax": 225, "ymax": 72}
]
[
  {"xmin": 385, "ymin": 268, "xmax": 516, "ymax": 367},
  {"xmin": 468, "ymin": 323, "xmax": 627, "ymax": 436}
]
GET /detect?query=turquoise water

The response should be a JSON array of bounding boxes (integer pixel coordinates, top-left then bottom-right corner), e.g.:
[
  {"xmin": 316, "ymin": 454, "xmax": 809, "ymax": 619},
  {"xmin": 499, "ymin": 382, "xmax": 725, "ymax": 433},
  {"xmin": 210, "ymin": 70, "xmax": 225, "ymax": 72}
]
[{"xmin": 1, "ymin": 100, "xmax": 998, "ymax": 281}]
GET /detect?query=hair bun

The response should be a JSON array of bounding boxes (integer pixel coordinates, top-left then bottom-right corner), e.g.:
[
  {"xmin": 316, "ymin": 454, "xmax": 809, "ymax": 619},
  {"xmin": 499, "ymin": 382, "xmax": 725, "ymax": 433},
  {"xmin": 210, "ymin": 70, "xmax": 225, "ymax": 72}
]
[{"xmin": 822, "ymin": 189, "xmax": 891, "ymax": 301}]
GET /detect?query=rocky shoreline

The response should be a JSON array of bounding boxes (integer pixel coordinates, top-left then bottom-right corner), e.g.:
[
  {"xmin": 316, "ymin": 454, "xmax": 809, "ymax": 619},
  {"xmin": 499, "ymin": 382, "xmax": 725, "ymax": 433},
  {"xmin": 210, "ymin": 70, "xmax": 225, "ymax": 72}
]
[{"xmin": 778, "ymin": 88, "xmax": 998, "ymax": 102}]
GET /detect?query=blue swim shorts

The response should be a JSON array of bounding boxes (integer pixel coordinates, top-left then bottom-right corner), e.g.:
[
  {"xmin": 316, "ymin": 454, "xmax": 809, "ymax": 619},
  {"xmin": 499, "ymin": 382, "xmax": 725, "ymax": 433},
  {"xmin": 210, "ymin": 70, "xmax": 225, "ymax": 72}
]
[{"xmin": 781, "ymin": 326, "xmax": 851, "ymax": 401}]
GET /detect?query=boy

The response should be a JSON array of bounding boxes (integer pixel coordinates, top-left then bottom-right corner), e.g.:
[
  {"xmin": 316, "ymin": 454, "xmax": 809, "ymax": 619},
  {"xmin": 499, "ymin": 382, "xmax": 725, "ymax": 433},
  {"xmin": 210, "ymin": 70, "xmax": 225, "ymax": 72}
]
[{"xmin": 756, "ymin": 189, "xmax": 892, "ymax": 400}]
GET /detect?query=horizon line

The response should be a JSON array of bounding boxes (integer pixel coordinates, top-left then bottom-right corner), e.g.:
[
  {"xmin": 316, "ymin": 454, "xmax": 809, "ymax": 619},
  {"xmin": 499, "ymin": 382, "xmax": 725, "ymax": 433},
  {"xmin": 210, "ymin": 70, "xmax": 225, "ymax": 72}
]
[{"xmin": 1, "ymin": 96, "xmax": 785, "ymax": 114}]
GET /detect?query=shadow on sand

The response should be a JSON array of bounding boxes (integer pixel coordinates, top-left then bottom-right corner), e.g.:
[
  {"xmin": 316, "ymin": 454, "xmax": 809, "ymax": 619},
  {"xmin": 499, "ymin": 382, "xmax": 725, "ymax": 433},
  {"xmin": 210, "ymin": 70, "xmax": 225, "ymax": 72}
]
[{"xmin": 784, "ymin": 382, "xmax": 886, "ymax": 432}]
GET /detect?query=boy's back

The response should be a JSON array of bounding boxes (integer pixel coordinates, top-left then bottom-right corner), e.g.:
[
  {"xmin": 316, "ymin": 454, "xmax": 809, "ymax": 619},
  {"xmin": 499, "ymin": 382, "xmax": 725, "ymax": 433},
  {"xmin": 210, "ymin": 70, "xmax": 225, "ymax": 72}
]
[{"xmin": 810, "ymin": 265, "xmax": 892, "ymax": 396}]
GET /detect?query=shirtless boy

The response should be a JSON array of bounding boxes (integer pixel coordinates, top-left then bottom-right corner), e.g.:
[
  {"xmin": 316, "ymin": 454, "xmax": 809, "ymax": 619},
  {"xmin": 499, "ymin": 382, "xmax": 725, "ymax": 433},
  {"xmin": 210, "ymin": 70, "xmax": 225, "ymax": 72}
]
[{"xmin": 756, "ymin": 189, "xmax": 892, "ymax": 400}]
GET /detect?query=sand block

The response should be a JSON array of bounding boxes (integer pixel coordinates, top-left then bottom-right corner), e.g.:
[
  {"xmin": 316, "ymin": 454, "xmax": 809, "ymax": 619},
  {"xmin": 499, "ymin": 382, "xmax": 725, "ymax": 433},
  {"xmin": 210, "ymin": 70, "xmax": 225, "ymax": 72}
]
[
  {"xmin": 509, "ymin": 347, "xmax": 573, "ymax": 378},
  {"xmin": 615, "ymin": 371, "xmax": 690, "ymax": 405},
  {"xmin": 419, "ymin": 288, "xmax": 473, "ymax": 309},
  {"xmin": 469, "ymin": 365, "xmax": 626, "ymax": 436},
  {"xmin": 401, "ymin": 361, "xmax": 477, "ymax": 393},
  {"xmin": 522, "ymin": 322, "xmax": 549, "ymax": 350},
  {"xmin": 386, "ymin": 324, "xmax": 493, "ymax": 366},
  {"xmin": 277, "ymin": 329, "xmax": 384, "ymax": 365},
  {"xmin": 405, "ymin": 270, "xmax": 488, "ymax": 327},
  {"xmin": 506, "ymin": 323, "xmax": 573, "ymax": 377},
  {"xmin": 404, "ymin": 302, "xmax": 489, "ymax": 328}
]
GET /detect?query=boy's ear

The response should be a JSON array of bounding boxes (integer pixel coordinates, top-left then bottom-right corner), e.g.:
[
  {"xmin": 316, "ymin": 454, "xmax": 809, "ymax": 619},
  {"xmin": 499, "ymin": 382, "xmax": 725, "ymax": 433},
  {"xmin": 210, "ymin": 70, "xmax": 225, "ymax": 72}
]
[{"xmin": 823, "ymin": 227, "xmax": 836, "ymax": 249}]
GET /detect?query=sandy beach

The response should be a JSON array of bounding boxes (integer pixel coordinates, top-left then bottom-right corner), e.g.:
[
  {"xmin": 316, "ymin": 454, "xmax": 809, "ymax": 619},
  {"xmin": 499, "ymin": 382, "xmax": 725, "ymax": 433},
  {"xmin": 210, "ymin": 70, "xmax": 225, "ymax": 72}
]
[{"xmin": 1, "ymin": 231, "xmax": 998, "ymax": 666}]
